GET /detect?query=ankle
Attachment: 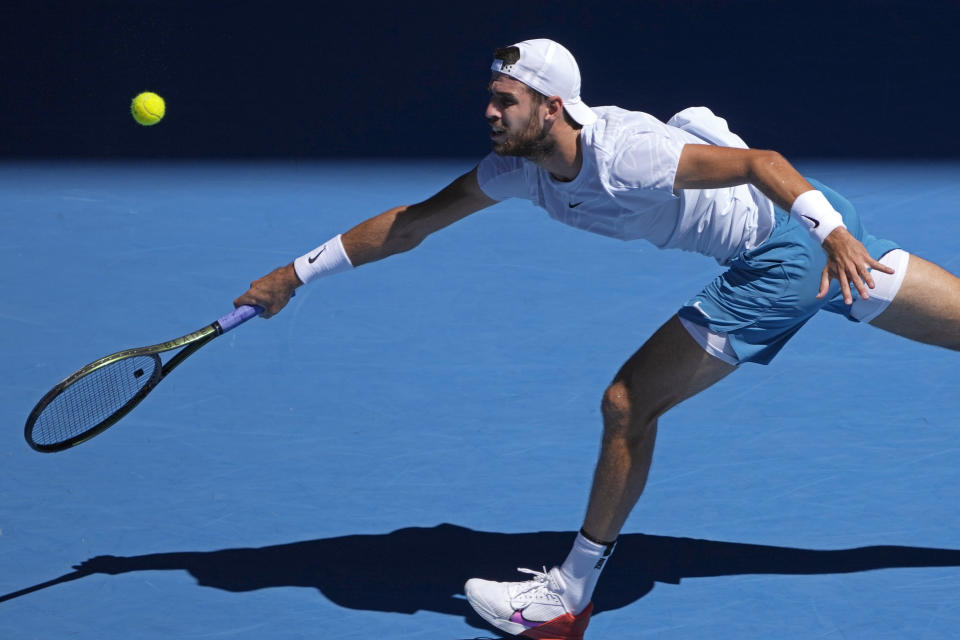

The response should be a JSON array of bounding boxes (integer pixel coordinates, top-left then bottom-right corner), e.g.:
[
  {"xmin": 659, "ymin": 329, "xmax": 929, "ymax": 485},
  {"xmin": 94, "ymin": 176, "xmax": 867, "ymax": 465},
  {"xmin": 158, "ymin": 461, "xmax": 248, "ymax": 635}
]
[
  {"xmin": 557, "ymin": 531, "xmax": 618, "ymax": 613},
  {"xmin": 578, "ymin": 527, "xmax": 617, "ymax": 548}
]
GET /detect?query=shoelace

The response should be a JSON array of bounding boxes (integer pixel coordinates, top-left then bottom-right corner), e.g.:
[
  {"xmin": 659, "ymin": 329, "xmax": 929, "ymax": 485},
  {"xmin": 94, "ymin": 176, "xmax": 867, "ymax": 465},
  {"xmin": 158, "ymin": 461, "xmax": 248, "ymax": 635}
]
[{"xmin": 513, "ymin": 567, "xmax": 565, "ymax": 598}]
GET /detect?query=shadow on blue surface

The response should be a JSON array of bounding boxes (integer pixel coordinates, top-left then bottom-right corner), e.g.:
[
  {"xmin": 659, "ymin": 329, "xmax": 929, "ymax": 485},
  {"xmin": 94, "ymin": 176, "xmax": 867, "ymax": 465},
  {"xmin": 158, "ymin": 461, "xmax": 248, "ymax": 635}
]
[{"xmin": 5, "ymin": 523, "xmax": 960, "ymax": 632}]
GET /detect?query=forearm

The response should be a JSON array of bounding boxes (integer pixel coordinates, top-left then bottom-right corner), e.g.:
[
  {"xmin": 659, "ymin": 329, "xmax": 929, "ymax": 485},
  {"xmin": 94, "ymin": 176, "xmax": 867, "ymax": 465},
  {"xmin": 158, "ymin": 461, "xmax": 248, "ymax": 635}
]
[
  {"xmin": 746, "ymin": 151, "xmax": 847, "ymax": 242},
  {"xmin": 676, "ymin": 144, "xmax": 845, "ymax": 240},
  {"xmin": 745, "ymin": 150, "xmax": 815, "ymax": 211},
  {"xmin": 340, "ymin": 167, "xmax": 493, "ymax": 266},
  {"xmin": 291, "ymin": 203, "xmax": 429, "ymax": 284},
  {"xmin": 676, "ymin": 145, "xmax": 815, "ymax": 210},
  {"xmin": 340, "ymin": 204, "xmax": 422, "ymax": 267}
]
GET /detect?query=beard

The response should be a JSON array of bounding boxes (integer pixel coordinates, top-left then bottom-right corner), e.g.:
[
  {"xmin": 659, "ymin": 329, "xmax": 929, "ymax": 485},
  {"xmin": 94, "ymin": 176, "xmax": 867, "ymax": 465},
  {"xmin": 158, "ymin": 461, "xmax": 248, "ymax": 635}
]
[{"xmin": 492, "ymin": 112, "xmax": 555, "ymax": 160}]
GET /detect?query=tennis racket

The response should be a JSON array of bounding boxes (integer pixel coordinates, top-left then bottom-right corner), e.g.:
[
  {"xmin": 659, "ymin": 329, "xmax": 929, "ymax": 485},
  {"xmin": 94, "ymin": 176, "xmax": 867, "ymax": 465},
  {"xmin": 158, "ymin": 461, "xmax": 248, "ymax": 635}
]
[{"xmin": 24, "ymin": 305, "xmax": 263, "ymax": 453}]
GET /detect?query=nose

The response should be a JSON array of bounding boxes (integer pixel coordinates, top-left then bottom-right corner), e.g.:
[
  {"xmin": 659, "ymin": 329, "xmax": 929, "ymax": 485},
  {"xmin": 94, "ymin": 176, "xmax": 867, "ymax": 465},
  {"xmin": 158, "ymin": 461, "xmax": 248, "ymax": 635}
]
[{"xmin": 485, "ymin": 99, "xmax": 500, "ymax": 122}]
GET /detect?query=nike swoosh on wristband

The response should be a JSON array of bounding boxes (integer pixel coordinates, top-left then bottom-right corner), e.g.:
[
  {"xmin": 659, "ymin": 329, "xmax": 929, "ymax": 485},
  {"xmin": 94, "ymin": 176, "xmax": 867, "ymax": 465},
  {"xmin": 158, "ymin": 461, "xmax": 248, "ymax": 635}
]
[
  {"xmin": 307, "ymin": 247, "xmax": 326, "ymax": 263},
  {"xmin": 800, "ymin": 214, "xmax": 820, "ymax": 229}
]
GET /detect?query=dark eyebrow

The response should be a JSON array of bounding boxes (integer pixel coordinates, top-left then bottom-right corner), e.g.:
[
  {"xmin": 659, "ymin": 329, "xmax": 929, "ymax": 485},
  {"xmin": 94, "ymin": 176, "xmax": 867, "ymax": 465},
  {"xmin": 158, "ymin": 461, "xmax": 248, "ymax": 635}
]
[{"xmin": 487, "ymin": 83, "xmax": 517, "ymax": 99}]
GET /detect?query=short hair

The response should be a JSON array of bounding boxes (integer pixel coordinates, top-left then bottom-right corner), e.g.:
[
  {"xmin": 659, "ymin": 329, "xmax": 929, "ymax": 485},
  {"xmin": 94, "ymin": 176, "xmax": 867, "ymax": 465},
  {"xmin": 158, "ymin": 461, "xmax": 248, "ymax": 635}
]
[{"xmin": 493, "ymin": 46, "xmax": 521, "ymax": 66}]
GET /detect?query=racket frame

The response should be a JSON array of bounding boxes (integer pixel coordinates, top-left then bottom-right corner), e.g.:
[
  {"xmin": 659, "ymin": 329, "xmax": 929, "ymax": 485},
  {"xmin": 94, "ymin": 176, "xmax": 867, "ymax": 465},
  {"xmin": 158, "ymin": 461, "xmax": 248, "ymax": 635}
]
[{"xmin": 24, "ymin": 308, "xmax": 256, "ymax": 453}]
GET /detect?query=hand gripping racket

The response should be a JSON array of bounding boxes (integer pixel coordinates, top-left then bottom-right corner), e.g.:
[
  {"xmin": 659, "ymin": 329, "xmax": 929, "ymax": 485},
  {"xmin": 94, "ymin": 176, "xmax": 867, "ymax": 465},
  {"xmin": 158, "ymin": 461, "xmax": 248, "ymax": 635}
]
[{"xmin": 24, "ymin": 305, "xmax": 263, "ymax": 453}]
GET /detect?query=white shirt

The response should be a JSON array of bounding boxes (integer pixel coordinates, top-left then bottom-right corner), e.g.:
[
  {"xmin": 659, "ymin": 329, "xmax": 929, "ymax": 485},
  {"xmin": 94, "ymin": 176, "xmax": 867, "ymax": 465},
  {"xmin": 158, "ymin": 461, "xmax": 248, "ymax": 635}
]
[{"xmin": 477, "ymin": 106, "xmax": 776, "ymax": 265}]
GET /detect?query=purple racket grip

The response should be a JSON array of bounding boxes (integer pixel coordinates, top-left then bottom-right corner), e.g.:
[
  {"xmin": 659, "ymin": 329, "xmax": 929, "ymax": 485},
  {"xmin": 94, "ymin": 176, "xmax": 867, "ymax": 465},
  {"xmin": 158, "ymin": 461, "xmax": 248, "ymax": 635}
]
[{"xmin": 216, "ymin": 305, "xmax": 264, "ymax": 334}]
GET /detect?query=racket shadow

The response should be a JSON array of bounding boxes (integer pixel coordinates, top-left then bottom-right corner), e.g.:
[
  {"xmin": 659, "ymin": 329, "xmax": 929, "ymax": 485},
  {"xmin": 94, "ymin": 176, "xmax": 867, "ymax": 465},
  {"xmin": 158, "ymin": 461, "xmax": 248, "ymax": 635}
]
[{"xmin": 5, "ymin": 523, "xmax": 960, "ymax": 629}]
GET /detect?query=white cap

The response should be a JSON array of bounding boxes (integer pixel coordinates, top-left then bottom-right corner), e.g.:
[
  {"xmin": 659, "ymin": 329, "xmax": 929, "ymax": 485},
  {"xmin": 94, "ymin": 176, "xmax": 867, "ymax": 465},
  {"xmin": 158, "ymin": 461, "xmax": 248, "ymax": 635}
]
[{"xmin": 490, "ymin": 39, "xmax": 597, "ymax": 126}]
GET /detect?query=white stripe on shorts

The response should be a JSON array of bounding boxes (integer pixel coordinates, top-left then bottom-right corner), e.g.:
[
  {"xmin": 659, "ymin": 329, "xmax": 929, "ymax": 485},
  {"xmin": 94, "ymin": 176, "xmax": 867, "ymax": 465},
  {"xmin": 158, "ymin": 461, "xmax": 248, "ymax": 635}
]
[
  {"xmin": 678, "ymin": 315, "xmax": 739, "ymax": 366},
  {"xmin": 849, "ymin": 249, "xmax": 910, "ymax": 324}
]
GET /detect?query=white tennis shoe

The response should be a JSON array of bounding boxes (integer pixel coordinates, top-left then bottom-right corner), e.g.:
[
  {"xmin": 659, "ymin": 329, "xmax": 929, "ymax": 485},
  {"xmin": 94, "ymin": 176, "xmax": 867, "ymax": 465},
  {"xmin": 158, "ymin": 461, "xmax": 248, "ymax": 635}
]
[{"xmin": 464, "ymin": 567, "xmax": 593, "ymax": 639}]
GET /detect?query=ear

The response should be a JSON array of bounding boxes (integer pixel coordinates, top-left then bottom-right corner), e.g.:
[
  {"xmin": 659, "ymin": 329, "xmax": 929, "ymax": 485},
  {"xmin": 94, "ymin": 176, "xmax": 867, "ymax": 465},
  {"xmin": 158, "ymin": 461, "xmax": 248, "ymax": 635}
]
[{"xmin": 543, "ymin": 96, "xmax": 565, "ymax": 122}]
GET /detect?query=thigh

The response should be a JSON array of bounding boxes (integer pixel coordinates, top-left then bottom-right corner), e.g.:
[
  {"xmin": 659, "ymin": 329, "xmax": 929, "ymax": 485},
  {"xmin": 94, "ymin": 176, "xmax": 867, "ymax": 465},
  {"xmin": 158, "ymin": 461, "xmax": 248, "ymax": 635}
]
[
  {"xmin": 868, "ymin": 254, "xmax": 960, "ymax": 350},
  {"xmin": 613, "ymin": 315, "xmax": 736, "ymax": 416}
]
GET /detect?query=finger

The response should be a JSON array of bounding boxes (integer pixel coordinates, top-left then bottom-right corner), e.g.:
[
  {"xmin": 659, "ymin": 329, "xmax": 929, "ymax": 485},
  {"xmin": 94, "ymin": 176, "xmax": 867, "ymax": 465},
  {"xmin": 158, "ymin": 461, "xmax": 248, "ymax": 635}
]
[
  {"xmin": 858, "ymin": 261, "xmax": 876, "ymax": 291},
  {"xmin": 839, "ymin": 272, "xmax": 853, "ymax": 305},
  {"xmin": 845, "ymin": 258, "xmax": 874, "ymax": 300},
  {"xmin": 234, "ymin": 293, "xmax": 258, "ymax": 308},
  {"xmin": 851, "ymin": 269, "xmax": 871, "ymax": 300},
  {"xmin": 869, "ymin": 256, "xmax": 895, "ymax": 275},
  {"xmin": 262, "ymin": 296, "xmax": 291, "ymax": 319},
  {"xmin": 816, "ymin": 266, "xmax": 831, "ymax": 299},
  {"xmin": 235, "ymin": 293, "xmax": 272, "ymax": 317}
]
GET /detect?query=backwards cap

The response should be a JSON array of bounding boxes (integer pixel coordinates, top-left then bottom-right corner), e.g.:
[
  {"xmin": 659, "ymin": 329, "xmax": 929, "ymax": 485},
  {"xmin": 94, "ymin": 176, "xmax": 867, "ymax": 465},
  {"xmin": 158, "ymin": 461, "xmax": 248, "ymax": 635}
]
[{"xmin": 491, "ymin": 39, "xmax": 597, "ymax": 126}]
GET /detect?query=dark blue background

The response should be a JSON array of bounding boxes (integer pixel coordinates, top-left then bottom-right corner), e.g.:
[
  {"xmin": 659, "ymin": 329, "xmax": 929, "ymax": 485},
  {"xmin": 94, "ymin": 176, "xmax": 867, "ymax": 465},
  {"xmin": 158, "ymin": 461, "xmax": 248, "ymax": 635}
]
[{"xmin": 4, "ymin": 0, "xmax": 958, "ymax": 158}]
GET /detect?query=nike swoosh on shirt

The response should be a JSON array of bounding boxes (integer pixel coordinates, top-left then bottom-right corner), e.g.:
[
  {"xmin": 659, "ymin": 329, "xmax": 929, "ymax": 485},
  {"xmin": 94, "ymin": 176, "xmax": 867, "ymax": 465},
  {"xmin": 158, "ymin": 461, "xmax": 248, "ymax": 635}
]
[
  {"xmin": 568, "ymin": 201, "xmax": 584, "ymax": 208},
  {"xmin": 308, "ymin": 247, "xmax": 326, "ymax": 263}
]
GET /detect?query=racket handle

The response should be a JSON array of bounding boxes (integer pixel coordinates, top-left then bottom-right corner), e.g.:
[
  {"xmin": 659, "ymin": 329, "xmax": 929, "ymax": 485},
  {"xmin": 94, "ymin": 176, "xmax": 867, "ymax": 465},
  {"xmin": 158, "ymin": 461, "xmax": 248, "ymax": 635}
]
[{"xmin": 216, "ymin": 305, "xmax": 264, "ymax": 334}]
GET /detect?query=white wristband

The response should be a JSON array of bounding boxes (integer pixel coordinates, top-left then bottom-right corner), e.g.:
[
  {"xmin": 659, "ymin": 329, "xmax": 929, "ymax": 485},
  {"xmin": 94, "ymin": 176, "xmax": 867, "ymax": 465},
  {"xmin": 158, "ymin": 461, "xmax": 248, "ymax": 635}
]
[
  {"xmin": 790, "ymin": 190, "xmax": 846, "ymax": 244},
  {"xmin": 293, "ymin": 234, "xmax": 354, "ymax": 284}
]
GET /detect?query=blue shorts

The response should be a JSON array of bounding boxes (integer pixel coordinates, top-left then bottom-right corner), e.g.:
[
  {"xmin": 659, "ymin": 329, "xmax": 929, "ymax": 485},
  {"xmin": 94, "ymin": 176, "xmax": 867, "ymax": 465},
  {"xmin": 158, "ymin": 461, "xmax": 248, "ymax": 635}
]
[{"xmin": 678, "ymin": 179, "xmax": 900, "ymax": 365}]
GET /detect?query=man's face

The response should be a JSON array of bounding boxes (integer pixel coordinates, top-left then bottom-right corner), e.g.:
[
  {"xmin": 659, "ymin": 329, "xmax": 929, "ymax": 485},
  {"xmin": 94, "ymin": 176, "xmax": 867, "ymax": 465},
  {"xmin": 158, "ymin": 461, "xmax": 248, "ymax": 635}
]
[{"xmin": 485, "ymin": 73, "xmax": 554, "ymax": 159}]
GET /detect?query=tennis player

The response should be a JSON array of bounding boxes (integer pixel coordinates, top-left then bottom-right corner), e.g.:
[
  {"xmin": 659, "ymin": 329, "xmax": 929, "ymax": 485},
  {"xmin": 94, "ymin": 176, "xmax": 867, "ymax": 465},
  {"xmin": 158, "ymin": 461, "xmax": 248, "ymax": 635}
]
[{"xmin": 235, "ymin": 39, "xmax": 960, "ymax": 639}]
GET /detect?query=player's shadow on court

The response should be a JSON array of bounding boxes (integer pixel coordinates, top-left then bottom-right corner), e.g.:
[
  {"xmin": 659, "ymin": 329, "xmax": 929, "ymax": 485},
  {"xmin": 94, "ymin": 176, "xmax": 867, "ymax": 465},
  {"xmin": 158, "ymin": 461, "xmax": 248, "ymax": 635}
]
[{"xmin": 6, "ymin": 523, "xmax": 960, "ymax": 634}]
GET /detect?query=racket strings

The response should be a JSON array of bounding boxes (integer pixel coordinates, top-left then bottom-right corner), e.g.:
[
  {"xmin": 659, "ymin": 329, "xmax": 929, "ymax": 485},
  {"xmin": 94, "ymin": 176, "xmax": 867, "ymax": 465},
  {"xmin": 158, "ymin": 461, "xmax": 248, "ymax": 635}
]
[{"xmin": 30, "ymin": 355, "xmax": 160, "ymax": 446}]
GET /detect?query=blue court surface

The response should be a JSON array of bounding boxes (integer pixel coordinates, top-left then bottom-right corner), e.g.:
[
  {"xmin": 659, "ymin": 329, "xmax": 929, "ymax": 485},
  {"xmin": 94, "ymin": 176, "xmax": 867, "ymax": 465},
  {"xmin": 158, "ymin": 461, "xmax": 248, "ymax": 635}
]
[{"xmin": 2, "ymin": 160, "xmax": 958, "ymax": 639}]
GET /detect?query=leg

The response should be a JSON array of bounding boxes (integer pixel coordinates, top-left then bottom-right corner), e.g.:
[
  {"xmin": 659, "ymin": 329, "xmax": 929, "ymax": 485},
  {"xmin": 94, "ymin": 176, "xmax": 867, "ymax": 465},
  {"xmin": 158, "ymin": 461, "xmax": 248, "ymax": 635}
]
[
  {"xmin": 868, "ymin": 254, "xmax": 960, "ymax": 350},
  {"xmin": 465, "ymin": 315, "xmax": 736, "ymax": 639},
  {"xmin": 582, "ymin": 314, "xmax": 736, "ymax": 542}
]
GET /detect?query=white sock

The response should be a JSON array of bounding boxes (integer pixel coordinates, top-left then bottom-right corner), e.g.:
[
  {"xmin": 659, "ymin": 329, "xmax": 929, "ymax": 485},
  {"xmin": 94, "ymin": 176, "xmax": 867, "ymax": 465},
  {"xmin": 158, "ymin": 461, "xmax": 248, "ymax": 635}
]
[{"xmin": 556, "ymin": 531, "xmax": 616, "ymax": 614}]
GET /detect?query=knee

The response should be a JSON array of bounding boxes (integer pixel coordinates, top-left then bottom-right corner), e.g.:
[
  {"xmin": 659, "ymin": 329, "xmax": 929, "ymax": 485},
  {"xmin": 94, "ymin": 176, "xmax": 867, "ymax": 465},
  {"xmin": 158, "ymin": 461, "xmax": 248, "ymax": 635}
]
[
  {"xmin": 601, "ymin": 381, "xmax": 630, "ymax": 421},
  {"xmin": 601, "ymin": 381, "xmax": 657, "ymax": 441}
]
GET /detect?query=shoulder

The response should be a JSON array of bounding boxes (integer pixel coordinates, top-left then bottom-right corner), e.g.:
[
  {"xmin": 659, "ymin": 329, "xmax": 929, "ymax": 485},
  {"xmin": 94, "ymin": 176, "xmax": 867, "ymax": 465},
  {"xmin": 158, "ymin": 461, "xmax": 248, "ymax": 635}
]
[
  {"xmin": 477, "ymin": 152, "xmax": 531, "ymax": 179},
  {"xmin": 589, "ymin": 107, "xmax": 684, "ymax": 147},
  {"xmin": 586, "ymin": 108, "xmax": 693, "ymax": 191},
  {"xmin": 476, "ymin": 152, "xmax": 536, "ymax": 201}
]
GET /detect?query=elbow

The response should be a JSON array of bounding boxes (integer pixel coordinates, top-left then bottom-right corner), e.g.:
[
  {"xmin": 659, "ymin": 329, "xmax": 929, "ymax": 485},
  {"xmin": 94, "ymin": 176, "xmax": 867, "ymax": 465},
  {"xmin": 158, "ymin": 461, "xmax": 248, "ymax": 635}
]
[
  {"xmin": 391, "ymin": 234, "xmax": 424, "ymax": 254},
  {"xmin": 747, "ymin": 149, "xmax": 790, "ymax": 186},
  {"xmin": 384, "ymin": 206, "xmax": 427, "ymax": 254},
  {"xmin": 749, "ymin": 149, "xmax": 786, "ymax": 174}
]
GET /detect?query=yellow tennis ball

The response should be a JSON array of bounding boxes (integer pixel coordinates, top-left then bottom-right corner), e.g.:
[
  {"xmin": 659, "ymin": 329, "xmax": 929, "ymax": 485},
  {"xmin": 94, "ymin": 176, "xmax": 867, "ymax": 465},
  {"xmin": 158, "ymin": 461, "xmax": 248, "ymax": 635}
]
[{"xmin": 131, "ymin": 91, "xmax": 165, "ymax": 126}]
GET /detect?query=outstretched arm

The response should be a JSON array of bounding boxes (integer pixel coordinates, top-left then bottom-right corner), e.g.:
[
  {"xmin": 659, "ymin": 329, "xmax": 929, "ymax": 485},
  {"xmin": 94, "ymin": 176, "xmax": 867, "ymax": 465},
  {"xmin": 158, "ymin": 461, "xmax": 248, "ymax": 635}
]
[
  {"xmin": 674, "ymin": 144, "xmax": 894, "ymax": 304},
  {"xmin": 234, "ymin": 166, "xmax": 496, "ymax": 316},
  {"xmin": 339, "ymin": 166, "xmax": 496, "ymax": 265}
]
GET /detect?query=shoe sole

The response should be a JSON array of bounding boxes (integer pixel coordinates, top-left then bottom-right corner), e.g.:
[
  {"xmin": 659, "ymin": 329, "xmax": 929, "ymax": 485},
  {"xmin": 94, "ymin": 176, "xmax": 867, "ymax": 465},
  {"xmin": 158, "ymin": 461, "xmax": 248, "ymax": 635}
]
[
  {"xmin": 468, "ymin": 598, "xmax": 593, "ymax": 639},
  {"xmin": 519, "ymin": 603, "xmax": 593, "ymax": 640}
]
